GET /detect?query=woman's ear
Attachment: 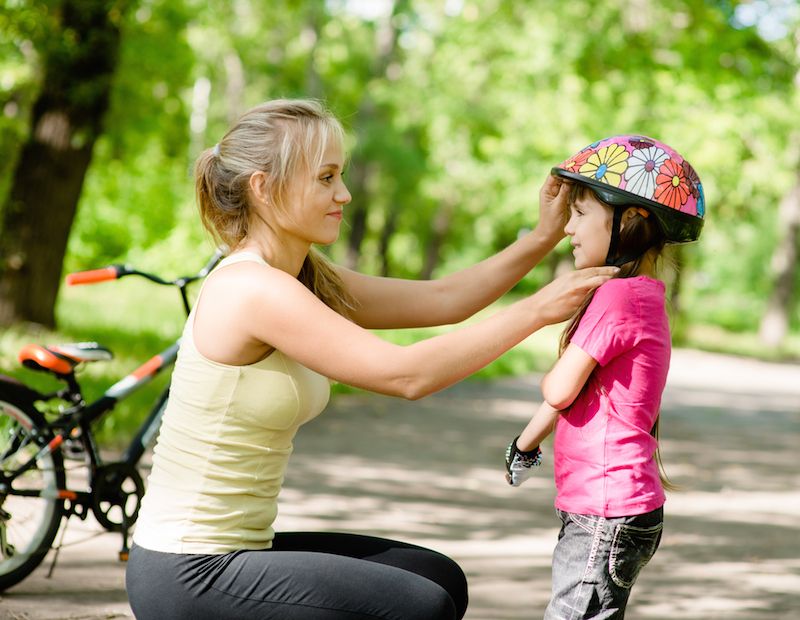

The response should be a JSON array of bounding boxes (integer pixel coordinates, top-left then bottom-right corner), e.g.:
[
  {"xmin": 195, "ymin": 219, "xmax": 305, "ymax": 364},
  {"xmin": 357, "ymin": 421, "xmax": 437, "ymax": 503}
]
[{"xmin": 248, "ymin": 171, "xmax": 269, "ymax": 204}]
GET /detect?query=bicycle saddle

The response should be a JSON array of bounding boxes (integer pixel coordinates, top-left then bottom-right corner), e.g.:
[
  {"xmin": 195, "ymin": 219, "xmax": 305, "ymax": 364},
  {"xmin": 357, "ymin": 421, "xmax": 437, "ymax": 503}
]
[{"xmin": 18, "ymin": 342, "xmax": 114, "ymax": 375}]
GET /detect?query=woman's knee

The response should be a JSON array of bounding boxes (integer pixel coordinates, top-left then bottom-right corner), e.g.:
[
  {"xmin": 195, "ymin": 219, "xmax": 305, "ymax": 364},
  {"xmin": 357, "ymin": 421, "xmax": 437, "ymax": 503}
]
[
  {"xmin": 405, "ymin": 580, "xmax": 459, "ymax": 620},
  {"xmin": 426, "ymin": 551, "xmax": 468, "ymax": 618}
]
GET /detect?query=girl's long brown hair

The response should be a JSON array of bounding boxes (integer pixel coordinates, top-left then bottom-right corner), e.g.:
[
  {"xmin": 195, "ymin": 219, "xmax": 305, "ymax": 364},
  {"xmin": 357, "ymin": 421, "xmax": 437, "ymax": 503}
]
[
  {"xmin": 194, "ymin": 99, "xmax": 357, "ymax": 317},
  {"xmin": 560, "ymin": 184, "xmax": 677, "ymax": 491}
]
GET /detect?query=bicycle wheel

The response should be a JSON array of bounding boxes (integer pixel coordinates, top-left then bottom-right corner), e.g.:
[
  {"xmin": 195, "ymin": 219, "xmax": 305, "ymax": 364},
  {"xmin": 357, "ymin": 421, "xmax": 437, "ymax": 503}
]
[{"xmin": 0, "ymin": 385, "xmax": 65, "ymax": 591}]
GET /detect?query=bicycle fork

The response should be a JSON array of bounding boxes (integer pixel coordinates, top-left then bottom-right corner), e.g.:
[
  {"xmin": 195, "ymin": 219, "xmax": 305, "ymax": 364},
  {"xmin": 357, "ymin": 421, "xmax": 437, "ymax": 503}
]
[{"xmin": 0, "ymin": 508, "xmax": 15, "ymax": 558}]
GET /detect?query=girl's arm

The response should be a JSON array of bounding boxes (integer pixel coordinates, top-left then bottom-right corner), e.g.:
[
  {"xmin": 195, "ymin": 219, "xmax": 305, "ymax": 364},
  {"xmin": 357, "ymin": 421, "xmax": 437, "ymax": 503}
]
[
  {"xmin": 338, "ymin": 176, "xmax": 570, "ymax": 329},
  {"xmin": 514, "ymin": 344, "xmax": 598, "ymax": 452},
  {"xmin": 235, "ymin": 263, "xmax": 613, "ymax": 400},
  {"xmin": 505, "ymin": 345, "xmax": 597, "ymax": 486},
  {"xmin": 505, "ymin": 399, "xmax": 560, "ymax": 486},
  {"xmin": 540, "ymin": 344, "xmax": 598, "ymax": 410},
  {"xmin": 516, "ymin": 400, "xmax": 562, "ymax": 452}
]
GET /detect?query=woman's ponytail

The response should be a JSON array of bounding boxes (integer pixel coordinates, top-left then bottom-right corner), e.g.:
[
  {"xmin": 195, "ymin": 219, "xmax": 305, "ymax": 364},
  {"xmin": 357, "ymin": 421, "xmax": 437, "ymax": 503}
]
[
  {"xmin": 194, "ymin": 145, "xmax": 250, "ymax": 249},
  {"xmin": 299, "ymin": 249, "xmax": 357, "ymax": 318}
]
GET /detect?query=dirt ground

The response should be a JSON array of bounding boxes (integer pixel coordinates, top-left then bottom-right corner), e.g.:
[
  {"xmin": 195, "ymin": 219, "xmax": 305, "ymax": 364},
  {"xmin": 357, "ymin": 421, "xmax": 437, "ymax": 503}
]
[{"xmin": 1, "ymin": 348, "xmax": 798, "ymax": 620}]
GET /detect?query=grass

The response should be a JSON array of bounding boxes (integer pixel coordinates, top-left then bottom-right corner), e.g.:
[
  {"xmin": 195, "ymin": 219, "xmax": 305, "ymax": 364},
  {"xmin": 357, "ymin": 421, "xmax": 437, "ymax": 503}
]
[
  {"xmin": 1, "ymin": 280, "xmax": 798, "ymax": 446},
  {"xmin": 681, "ymin": 323, "xmax": 800, "ymax": 363}
]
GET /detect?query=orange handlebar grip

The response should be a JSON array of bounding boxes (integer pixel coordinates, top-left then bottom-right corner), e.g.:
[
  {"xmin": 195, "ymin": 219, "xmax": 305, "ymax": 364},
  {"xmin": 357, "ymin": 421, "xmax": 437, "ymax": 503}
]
[{"xmin": 65, "ymin": 266, "xmax": 119, "ymax": 286}]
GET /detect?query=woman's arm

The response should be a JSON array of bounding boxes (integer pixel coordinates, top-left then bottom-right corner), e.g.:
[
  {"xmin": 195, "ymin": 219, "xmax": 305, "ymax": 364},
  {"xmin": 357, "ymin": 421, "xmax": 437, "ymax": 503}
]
[
  {"xmin": 236, "ymin": 263, "xmax": 614, "ymax": 400},
  {"xmin": 339, "ymin": 176, "xmax": 570, "ymax": 329},
  {"xmin": 540, "ymin": 343, "xmax": 598, "ymax": 410}
]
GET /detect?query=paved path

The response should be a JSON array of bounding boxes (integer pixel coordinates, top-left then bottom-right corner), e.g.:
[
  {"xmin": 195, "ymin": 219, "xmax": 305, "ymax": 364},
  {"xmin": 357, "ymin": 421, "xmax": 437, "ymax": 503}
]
[{"xmin": 1, "ymin": 349, "xmax": 799, "ymax": 620}]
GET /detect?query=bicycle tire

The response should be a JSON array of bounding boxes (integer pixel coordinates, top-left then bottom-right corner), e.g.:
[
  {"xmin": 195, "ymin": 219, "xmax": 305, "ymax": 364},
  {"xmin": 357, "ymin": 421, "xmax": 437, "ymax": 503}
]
[{"xmin": 0, "ymin": 384, "xmax": 65, "ymax": 591}]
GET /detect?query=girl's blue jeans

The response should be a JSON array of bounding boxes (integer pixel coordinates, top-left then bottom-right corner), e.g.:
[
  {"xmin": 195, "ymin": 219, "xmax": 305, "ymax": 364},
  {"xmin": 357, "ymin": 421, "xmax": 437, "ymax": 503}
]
[{"xmin": 544, "ymin": 507, "xmax": 663, "ymax": 620}]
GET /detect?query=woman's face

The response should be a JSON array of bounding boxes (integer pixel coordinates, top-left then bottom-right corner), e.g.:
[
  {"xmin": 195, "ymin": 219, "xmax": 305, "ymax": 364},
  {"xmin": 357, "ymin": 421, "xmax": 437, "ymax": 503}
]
[
  {"xmin": 564, "ymin": 190, "xmax": 613, "ymax": 269},
  {"xmin": 284, "ymin": 139, "xmax": 351, "ymax": 246}
]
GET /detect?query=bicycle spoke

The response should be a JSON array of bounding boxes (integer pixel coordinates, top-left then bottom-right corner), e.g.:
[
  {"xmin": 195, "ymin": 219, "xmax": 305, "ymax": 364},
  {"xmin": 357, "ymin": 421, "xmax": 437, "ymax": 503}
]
[{"xmin": 0, "ymin": 422, "xmax": 31, "ymax": 465}]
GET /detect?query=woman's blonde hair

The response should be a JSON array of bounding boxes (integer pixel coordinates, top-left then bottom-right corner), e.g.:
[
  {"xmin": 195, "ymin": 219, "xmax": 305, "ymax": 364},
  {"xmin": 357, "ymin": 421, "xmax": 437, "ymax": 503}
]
[
  {"xmin": 194, "ymin": 99, "xmax": 356, "ymax": 317},
  {"xmin": 559, "ymin": 183, "xmax": 678, "ymax": 491}
]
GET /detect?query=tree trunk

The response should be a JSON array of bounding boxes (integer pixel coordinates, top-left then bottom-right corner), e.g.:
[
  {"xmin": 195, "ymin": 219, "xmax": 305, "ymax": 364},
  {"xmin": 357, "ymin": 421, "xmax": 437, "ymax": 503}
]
[
  {"xmin": 344, "ymin": 0, "xmax": 407, "ymax": 270},
  {"xmin": 224, "ymin": 51, "xmax": 245, "ymax": 125},
  {"xmin": 344, "ymin": 159, "xmax": 373, "ymax": 270},
  {"xmin": 421, "ymin": 199, "xmax": 455, "ymax": 280},
  {"xmin": 0, "ymin": 0, "xmax": 129, "ymax": 328},
  {"xmin": 665, "ymin": 245, "xmax": 688, "ymax": 343},
  {"xmin": 378, "ymin": 205, "xmax": 399, "ymax": 276},
  {"xmin": 759, "ymin": 171, "xmax": 800, "ymax": 348},
  {"xmin": 303, "ymin": 1, "xmax": 326, "ymax": 99}
]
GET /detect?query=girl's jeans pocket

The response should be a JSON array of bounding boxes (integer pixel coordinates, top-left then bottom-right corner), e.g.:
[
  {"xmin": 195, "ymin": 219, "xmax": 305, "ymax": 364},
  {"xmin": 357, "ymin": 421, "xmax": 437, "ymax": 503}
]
[{"xmin": 609, "ymin": 520, "xmax": 663, "ymax": 588}]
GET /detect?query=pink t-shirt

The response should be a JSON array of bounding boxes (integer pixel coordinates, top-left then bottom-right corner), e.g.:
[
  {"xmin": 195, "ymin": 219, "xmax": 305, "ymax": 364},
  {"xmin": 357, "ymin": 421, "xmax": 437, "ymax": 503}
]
[{"xmin": 553, "ymin": 276, "xmax": 669, "ymax": 517}]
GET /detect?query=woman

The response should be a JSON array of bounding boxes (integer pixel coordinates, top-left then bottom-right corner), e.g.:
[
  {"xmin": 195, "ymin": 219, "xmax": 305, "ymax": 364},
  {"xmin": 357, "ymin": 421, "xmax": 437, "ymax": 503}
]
[{"xmin": 126, "ymin": 99, "xmax": 617, "ymax": 620}]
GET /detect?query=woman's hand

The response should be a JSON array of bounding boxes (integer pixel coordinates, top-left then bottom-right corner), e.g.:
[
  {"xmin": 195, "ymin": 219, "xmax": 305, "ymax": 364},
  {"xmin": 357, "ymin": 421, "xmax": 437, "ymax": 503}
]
[
  {"xmin": 536, "ymin": 175, "xmax": 571, "ymax": 245},
  {"xmin": 531, "ymin": 266, "xmax": 618, "ymax": 325}
]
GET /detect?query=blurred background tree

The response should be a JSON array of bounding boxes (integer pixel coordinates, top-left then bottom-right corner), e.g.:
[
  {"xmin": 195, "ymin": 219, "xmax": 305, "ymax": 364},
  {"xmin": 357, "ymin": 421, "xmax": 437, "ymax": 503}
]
[
  {"xmin": 0, "ymin": 0, "xmax": 133, "ymax": 327},
  {"xmin": 1, "ymin": 0, "xmax": 799, "ymax": 355}
]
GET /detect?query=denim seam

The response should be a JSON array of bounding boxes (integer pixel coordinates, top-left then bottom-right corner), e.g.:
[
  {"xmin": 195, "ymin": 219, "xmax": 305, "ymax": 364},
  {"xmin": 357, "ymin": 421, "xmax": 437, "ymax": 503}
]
[
  {"xmin": 565, "ymin": 514, "xmax": 605, "ymax": 620},
  {"xmin": 569, "ymin": 512, "xmax": 596, "ymax": 534}
]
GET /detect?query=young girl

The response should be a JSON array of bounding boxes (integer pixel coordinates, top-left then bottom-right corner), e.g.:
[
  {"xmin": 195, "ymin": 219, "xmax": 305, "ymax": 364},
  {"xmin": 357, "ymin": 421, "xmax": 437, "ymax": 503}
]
[
  {"xmin": 504, "ymin": 135, "xmax": 705, "ymax": 619},
  {"xmin": 125, "ymin": 99, "xmax": 617, "ymax": 620}
]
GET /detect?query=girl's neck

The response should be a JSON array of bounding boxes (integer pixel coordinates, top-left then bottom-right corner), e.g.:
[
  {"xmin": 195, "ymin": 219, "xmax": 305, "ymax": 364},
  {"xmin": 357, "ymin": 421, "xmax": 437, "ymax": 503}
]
[
  {"xmin": 612, "ymin": 249, "xmax": 659, "ymax": 279},
  {"xmin": 633, "ymin": 266, "xmax": 657, "ymax": 279},
  {"xmin": 636, "ymin": 252, "xmax": 658, "ymax": 278}
]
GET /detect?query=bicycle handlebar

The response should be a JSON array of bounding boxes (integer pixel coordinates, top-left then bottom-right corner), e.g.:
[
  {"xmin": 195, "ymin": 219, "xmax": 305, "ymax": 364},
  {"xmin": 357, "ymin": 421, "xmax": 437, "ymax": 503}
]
[
  {"xmin": 65, "ymin": 249, "xmax": 226, "ymax": 288},
  {"xmin": 65, "ymin": 266, "xmax": 121, "ymax": 286},
  {"xmin": 196, "ymin": 247, "xmax": 226, "ymax": 279}
]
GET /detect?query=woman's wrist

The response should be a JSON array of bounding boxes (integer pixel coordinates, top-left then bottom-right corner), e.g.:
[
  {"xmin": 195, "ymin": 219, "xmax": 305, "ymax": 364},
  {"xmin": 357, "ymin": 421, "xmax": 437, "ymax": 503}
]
[
  {"xmin": 529, "ymin": 223, "xmax": 565, "ymax": 252},
  {"xmin": 524, "ymin": 287, "xmax": 563, "ymax": 330}
]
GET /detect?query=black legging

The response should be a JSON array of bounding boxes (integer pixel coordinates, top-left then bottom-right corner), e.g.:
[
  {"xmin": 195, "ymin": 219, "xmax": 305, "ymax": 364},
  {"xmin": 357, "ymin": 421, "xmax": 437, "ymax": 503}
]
[{"xmin": 126, "ymin": 532, "xmax": 468, "ymax": 620}]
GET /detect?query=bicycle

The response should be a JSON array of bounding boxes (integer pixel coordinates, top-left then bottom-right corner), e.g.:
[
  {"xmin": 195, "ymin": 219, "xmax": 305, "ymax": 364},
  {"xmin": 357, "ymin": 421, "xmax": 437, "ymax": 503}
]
[{"xmin": 0, "ymin": 250, "xmax": 224, "ymax": 591}]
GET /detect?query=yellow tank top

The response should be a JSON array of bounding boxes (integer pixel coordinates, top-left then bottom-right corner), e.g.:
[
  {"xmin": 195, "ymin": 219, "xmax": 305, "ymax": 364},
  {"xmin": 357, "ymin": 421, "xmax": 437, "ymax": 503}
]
[{"xmin": 133, "ymin": 253, "xmax": 330, "ymax": 554}]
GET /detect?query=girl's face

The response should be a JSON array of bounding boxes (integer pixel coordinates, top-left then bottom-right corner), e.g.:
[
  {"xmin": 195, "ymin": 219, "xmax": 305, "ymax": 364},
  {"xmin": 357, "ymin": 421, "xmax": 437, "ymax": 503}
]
[
  {"xmin": 564, "ymin": 190, "xmax": 613, "ymax": 269},
  {"xmin": 284, "ymin": 139, "xmax": 351, "ymax": 246}
]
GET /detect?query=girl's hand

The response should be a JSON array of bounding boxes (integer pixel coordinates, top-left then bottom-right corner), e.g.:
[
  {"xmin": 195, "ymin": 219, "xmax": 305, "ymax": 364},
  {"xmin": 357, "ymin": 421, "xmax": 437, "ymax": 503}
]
[
  {"xmin": 532, "ymin": 266, "xmax": 617, "ymax": 325},
  {"xmin": 505, "ymin": 437, "xmax": 542, "ymax": 487},
  {"xmin": 536, "ymin": 175, "xmax": 570, "ymax": 245}
]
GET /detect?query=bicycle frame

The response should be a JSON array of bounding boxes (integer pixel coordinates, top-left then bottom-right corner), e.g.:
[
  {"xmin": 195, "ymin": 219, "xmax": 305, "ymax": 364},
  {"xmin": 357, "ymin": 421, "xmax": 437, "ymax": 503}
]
[
  {"xmin": 45, "ymin": 340, "xmax": 179, "ymax": 477},
  {"xmin": 0, "ymin": 249, "xmax": 224, "ymax": 566},
  {"xmin": 4, "ymin": 342, "xmax": 177, "ymax": 488}
]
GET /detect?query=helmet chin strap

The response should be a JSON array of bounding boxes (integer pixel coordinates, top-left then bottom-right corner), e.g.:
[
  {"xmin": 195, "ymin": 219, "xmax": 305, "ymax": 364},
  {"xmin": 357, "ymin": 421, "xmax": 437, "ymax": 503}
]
[{"xmin": 604, "ymin": 206, "xmax": 646, "ymax": 267}]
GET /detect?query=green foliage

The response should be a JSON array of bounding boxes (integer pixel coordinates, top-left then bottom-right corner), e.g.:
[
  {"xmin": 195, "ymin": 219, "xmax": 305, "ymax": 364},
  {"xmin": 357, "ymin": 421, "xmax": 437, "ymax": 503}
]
[
  {"xmin": 0, "ymin": 0, "xmax": 55, "ymax": 200},
  {"xmin": 105, "ymin": 0, "xmax": 194, "ymax": 156},
  {"xmin": 1, "ymin": 0, "xmax": 799, "ymax": 411},
  {"xmin": 61, "ymin": 0, "xmax": 197, "ymax": 270}
]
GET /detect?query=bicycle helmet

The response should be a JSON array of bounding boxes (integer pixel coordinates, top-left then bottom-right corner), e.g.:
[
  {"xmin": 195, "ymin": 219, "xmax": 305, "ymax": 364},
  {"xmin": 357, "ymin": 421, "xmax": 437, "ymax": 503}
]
[{"xmin": 552, "ymin": 135, "xmax": 704, "ymax": 265}]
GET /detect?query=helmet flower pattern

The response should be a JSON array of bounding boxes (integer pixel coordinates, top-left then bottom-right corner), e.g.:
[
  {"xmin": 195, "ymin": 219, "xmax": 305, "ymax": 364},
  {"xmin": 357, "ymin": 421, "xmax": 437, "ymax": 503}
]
[
  {"xmin": 551, "ymin": 134, "xmax": 705, "ymax": 243},
  {"xmin": 562, "ymin": 147, "xmax": 594, "ymax": 173},
  {"xmin": 681, "ymin": 161, "xmax": 705, "ymax": 216},
  {"xmin": 628, "ymin": 137, "xmax": 655, "ymax": 150},
  {"xmin": 655, "ymin": 159, "xmax": 690, "ymax": 210},
  {"xmin": 624, "ymin": 146, "xmax": 668, "ymax": 200},
  {"xmin": 579, "ymin": 143, "xmax": 629, "ymax": 187},
  {"xmin": 695, "ymin": 187, "xmax": 705, "ymax": 217}
]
